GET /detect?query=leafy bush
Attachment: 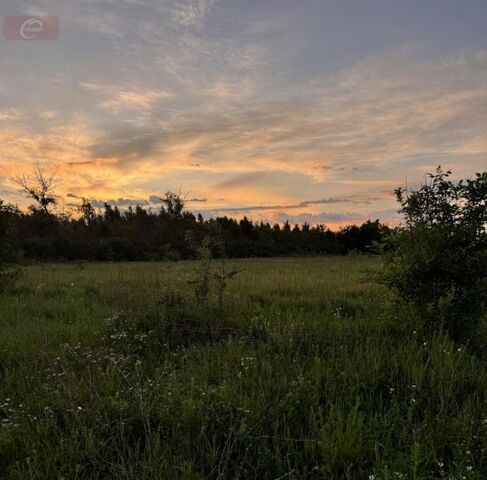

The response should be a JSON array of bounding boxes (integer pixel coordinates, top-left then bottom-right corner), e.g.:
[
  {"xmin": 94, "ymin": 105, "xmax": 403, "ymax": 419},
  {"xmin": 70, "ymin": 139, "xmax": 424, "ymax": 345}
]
[
  {"xmin": 383, "ymin": 167, "xmax": 487, "ymax": 340},
  {"xmin": 159, "ymin": 237, "xmax": 242, "ymax": 345},
  {"xmin": 0, "ymin": 266, "xmax": 21, "ymax": 293},
  {"xmin": 0, "ymin": 200, "xmax": 21, "ymax": 293}
]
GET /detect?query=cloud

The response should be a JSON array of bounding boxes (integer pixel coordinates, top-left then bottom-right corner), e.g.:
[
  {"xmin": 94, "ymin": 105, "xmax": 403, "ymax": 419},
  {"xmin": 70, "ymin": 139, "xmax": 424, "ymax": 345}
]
[
  {"xmin": 203, "ymin": 194, "xmax": 384, "ymax": 213},
  {"xmin": 67, "ymin": 161, "xmax": 97, "ymax": 168},
  {"xmin": 80, "ymin": 83, "xmax": 169, "ymax": 112},
  {"xmin": 0, "ymin": 108, "xmax": 23, "ymax": 122},
  {"xmin": 90, "ymin": 197, "xmax": 150, "ymax": 208},
  {"xmin": 70, "ymin": 194, "xmax": 208, "ymax": 209},
  {"xmin": 170, "ymin": 0, "xmax": 217, "ymax": 28},
  {"xmin": 149, "ymin": 195, "xmax": 163, "ymax": 204},
  {"xmin": 275, "ymin": 211, "xmax": 363, "ymax": 225},
  {"xmin": 201, "ymin": 78, "xmax": 256, "ymax": 100},
  {"xmin": 88, "ymin": 49, "xmax": 485, "ymax": 184},
  {"xmin": 274, "ymin": 208, "xmax": 401, "ymax": 227},
  {"xmin": 89, "ymin": 129, "xmax": 162, "ymax": 163}
]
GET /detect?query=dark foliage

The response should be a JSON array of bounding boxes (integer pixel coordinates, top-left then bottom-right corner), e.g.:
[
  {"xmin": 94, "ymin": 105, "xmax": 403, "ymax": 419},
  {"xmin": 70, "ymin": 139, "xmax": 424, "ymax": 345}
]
[
  {"xmin": 2, "ymin": 194, "xmax": 390, "ymax": 261},
  {"xmin": 382, "ymin": 167, "xmax": 487, "ymax": 340},
  {"xmin": 0, "ymin": 200, "xmax": 21, "ymax": 291}
]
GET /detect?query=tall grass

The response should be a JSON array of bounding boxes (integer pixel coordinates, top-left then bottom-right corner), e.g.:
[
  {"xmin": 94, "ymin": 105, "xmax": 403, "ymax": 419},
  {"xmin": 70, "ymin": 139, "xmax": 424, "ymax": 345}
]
[{"xmin": 0, "ymin": 257, "xmax": 486, "ymax": 479}]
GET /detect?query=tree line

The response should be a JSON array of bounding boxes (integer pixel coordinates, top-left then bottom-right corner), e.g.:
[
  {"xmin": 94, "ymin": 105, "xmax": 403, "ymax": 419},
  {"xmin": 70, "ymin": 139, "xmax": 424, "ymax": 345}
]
[{"xmin": 0, "ymin": 166, "xmax": 391, "ymax": 261}]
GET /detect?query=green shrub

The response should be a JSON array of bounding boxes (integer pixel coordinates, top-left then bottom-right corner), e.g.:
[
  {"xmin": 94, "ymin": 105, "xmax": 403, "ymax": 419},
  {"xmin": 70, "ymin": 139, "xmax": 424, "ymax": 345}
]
[
  {"xmin": 0, "ymin": 200, "xmax": 21, "ymax": 293},
  {"xmin": 383, "ymin": 167, "xmax": 487, "ymax": 340},
  {"xmin": 0, "ymin": 266, "xmax": 21, "ymax": 293}
]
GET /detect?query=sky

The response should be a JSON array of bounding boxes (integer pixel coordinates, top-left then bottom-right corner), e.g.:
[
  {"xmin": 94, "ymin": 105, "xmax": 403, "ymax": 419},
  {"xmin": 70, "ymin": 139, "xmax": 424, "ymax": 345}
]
[{"xmin": 1, "ymin": 0, "xmax": 486, "ymax": 229}]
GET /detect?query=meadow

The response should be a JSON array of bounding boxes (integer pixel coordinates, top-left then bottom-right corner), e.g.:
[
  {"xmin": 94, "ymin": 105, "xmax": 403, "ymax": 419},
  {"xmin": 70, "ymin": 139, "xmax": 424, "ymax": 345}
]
[{"xmin": 0, "ymin": 257, "xmax": 486, "ymax": 479}]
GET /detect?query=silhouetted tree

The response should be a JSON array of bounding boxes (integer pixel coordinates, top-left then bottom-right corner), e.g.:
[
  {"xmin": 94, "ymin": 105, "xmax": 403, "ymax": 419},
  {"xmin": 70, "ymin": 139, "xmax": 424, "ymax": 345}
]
[
  {"xmin": 13, "ymin": 164, "xmax": 58, "ymax": 215},
  {"xmin": 78, "ymin": 198, "xmax": 96, "ymax": 225},
  {"xmin": 161, "ymin": 191, "xmax": 185, "ymax": 220}
]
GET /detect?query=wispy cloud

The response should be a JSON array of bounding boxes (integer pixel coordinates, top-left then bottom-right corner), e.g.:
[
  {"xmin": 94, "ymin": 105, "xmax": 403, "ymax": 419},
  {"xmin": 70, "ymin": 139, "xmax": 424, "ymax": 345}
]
[
  {"xmin": 170, "ymin": 0, "xmax": 217, "ymax": 28},
  {"xmin": 80, "ymin": 83, "xmax": 169, "ymax": 112}
]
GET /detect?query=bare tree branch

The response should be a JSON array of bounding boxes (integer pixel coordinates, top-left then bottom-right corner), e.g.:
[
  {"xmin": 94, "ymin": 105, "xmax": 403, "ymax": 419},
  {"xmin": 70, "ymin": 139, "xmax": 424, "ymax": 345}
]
[{"xmin": 12, "ymin": 163, "xmax": 58, "ymax": 215}]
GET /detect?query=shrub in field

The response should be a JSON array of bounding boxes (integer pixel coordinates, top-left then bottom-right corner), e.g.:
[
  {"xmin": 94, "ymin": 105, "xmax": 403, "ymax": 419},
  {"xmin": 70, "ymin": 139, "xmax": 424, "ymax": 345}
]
[
  {"xmin": 144, "ymin": 236, "xmax": 244, "ymax": 346},
  {"xmin": 383, "ymin": 167, "xmax": 487, "ymax": 340},
  {"xmin": 0, "ymin": 266, "xmax": 20, "ymax": 293},
  {"xmin": 0, "ymin": 200, "xmax": 21, "ymax": 293},
  {"xmin": 186, "ymin": 234, "xmax": 241, "ymax": 310}
]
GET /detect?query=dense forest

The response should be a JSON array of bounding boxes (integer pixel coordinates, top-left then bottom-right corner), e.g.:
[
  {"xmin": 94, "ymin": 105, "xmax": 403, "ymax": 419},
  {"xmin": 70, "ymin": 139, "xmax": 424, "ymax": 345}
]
[
  {"xmin": 0, "ymin": 195, "xmax": 390, "ymax": 261},
  {"xmin": 0, "ymin": 169, "xmax": 391, "ymax": 261}
]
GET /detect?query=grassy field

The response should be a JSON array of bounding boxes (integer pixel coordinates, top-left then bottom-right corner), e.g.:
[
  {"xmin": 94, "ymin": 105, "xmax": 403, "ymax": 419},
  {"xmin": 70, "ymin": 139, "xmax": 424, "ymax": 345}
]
[{"xmin": 0, "ymin": 257, "xmax": 486, "ymax": 479}]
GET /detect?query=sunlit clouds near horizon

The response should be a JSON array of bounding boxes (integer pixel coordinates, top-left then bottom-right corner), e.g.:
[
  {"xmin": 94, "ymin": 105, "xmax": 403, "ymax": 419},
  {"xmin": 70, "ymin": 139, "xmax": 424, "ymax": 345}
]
[{"xmin": 1, "ymin": 0, "xmax": 486, "ymax": 229}]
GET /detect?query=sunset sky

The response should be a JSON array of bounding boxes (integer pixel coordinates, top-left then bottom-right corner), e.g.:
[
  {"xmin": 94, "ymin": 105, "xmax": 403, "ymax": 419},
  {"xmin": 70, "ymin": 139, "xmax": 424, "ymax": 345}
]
[{"xmin": 1, "ymin": 0, "xmax": 486, "ymax": 228}]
